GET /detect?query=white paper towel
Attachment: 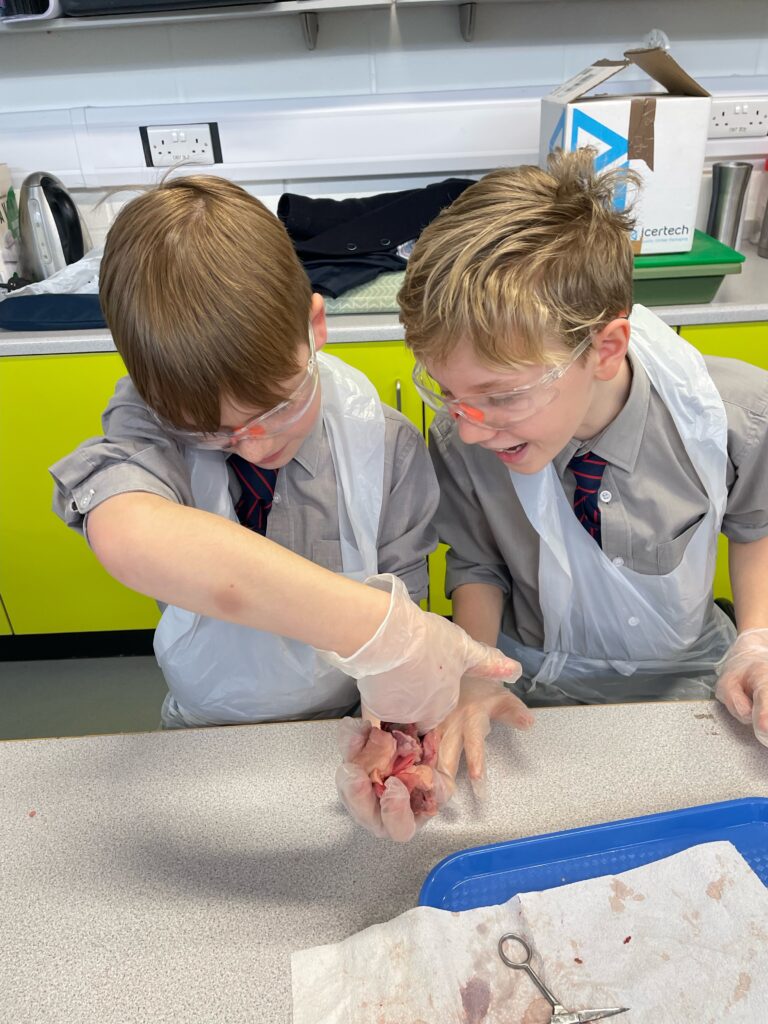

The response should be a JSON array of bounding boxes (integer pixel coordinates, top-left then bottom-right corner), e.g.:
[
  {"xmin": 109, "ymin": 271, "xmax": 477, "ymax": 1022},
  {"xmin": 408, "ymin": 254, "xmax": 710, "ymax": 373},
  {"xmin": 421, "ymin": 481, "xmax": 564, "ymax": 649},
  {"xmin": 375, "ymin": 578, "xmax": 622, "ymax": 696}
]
[{"xmin": 291, "ymin": 841, "xmax": 768, "ymax": 1023}]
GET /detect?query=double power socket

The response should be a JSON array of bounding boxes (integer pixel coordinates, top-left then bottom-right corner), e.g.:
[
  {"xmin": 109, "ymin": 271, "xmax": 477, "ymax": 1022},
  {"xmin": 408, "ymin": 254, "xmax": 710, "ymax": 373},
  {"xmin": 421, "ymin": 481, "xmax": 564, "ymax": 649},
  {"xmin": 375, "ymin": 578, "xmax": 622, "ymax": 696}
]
[
  {"xmin": 709, "ymin": 98, "xmax": 768, "ymax": 139},
  {"xmin": 140, "ymin": 122, "xmax": 222, "ymax": 168}
]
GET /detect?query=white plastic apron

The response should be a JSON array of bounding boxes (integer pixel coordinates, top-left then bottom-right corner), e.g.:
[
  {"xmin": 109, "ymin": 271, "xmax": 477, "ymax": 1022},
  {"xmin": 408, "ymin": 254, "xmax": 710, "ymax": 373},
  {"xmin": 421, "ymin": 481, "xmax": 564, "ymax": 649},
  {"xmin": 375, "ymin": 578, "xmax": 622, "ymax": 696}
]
[
  {"xmin": 501, "ymin": 304, "xmax": 735, "ymax": 703},
  {"xmin": 153, "ymin": 352, "xmax": 385, "ymax": 727}
]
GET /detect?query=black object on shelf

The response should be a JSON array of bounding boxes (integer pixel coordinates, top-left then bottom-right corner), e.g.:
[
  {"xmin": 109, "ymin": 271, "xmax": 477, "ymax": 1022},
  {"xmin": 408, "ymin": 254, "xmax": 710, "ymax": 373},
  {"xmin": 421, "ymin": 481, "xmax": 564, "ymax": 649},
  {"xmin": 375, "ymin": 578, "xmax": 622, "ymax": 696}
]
[{"xmin": 61, "ymin": 0, "xmax": 274, "ymax": 15}]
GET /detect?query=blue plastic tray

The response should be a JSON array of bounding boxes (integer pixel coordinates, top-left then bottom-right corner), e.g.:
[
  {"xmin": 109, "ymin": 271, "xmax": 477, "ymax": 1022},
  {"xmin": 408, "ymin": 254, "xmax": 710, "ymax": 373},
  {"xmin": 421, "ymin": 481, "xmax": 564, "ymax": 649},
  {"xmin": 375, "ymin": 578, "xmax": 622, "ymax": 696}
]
[{"xmin": 419, "ymin": 798, "xmax": 768, "ymax": 911}]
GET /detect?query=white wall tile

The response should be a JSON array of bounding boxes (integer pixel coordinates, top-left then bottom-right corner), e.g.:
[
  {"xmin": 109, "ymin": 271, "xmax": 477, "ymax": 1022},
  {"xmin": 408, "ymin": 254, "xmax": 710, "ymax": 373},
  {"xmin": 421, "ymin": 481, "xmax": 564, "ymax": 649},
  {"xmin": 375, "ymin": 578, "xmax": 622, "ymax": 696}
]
[
  {"xmin": 0, "ymin": 110, "xmax": 83, "ymax": 185},
  {"xmin": 755, "ymin": 5, "xmax": 768, "ymax": 76},
  {"xmin": 0, "ymin": 26, "xmax": 179, "ymax": 112},
  {"xmin": 168, "ymin": 14, "xmax": 373, "ymax": 103}
]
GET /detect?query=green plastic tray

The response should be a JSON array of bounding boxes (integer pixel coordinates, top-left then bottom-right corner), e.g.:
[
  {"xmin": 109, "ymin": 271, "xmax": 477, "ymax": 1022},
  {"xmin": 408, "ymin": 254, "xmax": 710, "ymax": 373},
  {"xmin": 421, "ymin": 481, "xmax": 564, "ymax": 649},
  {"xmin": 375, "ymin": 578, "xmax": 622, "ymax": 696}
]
[{"xmin": 632, "ymin": 230, "xmax": 745, "ymax": 305}]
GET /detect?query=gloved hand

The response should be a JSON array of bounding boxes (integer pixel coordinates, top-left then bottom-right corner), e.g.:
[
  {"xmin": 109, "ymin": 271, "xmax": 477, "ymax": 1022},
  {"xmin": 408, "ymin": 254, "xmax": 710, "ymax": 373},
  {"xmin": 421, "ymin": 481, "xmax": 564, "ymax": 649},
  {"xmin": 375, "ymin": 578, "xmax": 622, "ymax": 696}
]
[
  {"xmin": 318, "ymin": 574, "xmax": 523, "ymax": 732},
  {"xmin": 335, "ymin": 717, "xmax": 454, "ymax": 843},
  {"xmin": 715, "ymin": 628, "xmax": 768, "ymax": 746},
  {"xmin": 436, "ymin": 677, "xmax": 533, "ymax": 800}
]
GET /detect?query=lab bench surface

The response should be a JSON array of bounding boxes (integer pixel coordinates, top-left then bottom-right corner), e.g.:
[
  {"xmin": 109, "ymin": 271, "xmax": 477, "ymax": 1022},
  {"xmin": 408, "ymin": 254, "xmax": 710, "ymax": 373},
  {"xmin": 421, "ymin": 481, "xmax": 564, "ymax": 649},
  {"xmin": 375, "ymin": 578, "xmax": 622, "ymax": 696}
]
[
  {"xmin": 1, "ymin": 242, "xmax": 768, "ymax": 356},
  {"xmin": 2, "ymin": 699, "xmax": 766, "ymax": 1023}
]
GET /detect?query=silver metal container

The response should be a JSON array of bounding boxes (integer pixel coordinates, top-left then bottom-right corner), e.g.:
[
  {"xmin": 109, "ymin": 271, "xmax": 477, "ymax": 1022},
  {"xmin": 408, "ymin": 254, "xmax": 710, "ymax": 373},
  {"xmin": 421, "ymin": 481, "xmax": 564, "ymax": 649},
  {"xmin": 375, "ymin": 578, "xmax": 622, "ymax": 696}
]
[
  {"xmin": 706, "ymin": 162, "xmax": 753, "ymax": 249},
  {"xmin": 758, "ymin": 200, "xmax": 768, "ymax": 259}
]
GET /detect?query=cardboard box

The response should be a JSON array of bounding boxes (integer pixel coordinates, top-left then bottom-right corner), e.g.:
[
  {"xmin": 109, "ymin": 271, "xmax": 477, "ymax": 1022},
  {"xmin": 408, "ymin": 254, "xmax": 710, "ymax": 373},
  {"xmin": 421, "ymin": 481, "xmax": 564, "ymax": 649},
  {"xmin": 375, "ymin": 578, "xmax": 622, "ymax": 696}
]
[{"xmin": 540, "ymin": 48, "xmax": 711, "ymax": 254}]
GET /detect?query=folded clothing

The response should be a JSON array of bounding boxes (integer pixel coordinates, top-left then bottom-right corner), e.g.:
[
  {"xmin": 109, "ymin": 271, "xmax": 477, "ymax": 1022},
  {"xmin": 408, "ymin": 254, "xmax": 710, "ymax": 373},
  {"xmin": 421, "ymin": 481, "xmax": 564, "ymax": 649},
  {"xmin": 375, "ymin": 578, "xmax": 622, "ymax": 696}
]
[
  {"xmin": 278, "ymin": 177, "xmax": 475, "ymax": 298},
  {"xmin": 0, "ymin": 294, "xmax": 106, "ymax": 332}
]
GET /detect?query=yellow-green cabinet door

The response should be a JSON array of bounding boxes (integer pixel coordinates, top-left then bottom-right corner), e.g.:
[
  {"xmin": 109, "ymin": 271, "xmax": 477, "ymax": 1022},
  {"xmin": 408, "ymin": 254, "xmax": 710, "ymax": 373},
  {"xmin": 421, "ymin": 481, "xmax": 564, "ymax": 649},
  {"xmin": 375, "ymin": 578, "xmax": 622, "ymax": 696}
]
[
  {"xmin": 680, "ymin": 321, "xmax": 768, "ymax": 601},
  {"xmin": 0, "ymin": 354, "xmax": 161, "ymax": 634},
  {"xmin": 0, "ymin": 596, "xmax": 12, "ymax": 635},
  {"xmin": 420, "ymin": 405, "xmax": 452, "ymax": 615},
  {"xmin": 326, "ymin": 341, "xmax": 448, "ymax": 610},
  {"xmin": 325, "ymin": 341, "xmax": 423, "ymax": 432}
]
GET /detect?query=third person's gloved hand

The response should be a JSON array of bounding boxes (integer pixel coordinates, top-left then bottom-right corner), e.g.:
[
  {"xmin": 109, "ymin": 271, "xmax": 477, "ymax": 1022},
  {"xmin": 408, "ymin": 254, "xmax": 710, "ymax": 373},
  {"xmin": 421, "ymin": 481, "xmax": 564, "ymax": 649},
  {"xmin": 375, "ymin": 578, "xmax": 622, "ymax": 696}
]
[
  {"xmin": 715, "ymin": 628, "xmax": 768, "ymax": 746},
  {"xmin": 436, "ymin": 676, "xmax": 533, "ymax": 799},
  {"xmin": 317, "ymin": 574, "xmax": 523, "ymax": 732}
]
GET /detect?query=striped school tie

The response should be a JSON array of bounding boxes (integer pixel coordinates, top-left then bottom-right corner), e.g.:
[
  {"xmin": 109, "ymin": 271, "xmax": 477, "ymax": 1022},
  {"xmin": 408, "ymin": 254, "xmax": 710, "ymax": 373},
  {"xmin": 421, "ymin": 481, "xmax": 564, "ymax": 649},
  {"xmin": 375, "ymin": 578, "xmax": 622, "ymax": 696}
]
[
  {"xmin": 228, "ymin": 453, "xmax": 279, "ymax": 535},
  {"xmin": 568, "ymin": 451, "xmax": 608, "ymax": 547}
]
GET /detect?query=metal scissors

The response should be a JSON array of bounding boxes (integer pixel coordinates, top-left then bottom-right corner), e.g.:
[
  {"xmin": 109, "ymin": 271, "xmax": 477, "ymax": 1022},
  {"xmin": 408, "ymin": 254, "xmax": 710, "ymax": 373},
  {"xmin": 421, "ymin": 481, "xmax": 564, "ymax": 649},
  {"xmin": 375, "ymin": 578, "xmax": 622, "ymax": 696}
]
[{"xmin": 497, "ymin": 933, "xmax": 630, "ymax": 1024}]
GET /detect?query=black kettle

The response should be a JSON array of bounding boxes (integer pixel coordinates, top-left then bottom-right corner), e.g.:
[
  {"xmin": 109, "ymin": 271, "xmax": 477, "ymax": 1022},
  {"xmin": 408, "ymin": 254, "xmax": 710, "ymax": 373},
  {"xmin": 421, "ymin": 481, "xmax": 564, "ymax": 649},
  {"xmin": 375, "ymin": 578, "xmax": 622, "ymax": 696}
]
[{"xmin": 18, "ymin": 172, "xmax": 92, "ymax": 283}]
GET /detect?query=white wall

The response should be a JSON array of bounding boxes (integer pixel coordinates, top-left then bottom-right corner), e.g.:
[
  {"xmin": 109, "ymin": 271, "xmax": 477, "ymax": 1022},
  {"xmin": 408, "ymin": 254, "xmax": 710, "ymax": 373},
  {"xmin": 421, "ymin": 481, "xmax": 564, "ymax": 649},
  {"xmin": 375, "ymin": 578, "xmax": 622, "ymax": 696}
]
[
  {"xmin": 4, "ymin": 0, "xmax": 768, "ymax": 113},
  {"xmin": 2, "ymin": 0, "xmax": 768, "ymax": 240}
]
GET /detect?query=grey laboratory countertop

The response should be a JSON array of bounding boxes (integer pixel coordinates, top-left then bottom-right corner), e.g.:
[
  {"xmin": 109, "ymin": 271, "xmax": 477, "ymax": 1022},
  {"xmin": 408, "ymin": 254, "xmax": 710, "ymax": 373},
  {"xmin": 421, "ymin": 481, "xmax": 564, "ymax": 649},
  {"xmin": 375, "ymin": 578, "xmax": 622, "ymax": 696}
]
[
  {"xmin": 2, "ymin": 243, "xmax": 767, "ymax": 357},
  {"xmin": 2, "ymin": 700, "xmax": 766, "ymax": 1023}
]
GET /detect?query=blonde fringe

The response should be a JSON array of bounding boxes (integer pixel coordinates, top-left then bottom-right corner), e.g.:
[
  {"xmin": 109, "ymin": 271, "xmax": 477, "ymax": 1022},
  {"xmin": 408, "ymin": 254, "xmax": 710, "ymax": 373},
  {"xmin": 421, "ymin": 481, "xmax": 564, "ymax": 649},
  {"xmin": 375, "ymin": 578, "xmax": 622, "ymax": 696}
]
[{"xmin": 399, "ymin": 148, "xmax": 640, "ymax": 369}]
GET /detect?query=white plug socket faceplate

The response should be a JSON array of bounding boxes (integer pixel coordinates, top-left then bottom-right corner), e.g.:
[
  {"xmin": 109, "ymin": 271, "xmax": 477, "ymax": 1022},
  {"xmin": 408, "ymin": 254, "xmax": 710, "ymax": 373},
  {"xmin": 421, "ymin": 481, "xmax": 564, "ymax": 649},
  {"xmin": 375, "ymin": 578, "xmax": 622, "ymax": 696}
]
[
  {"xmin": 709, "ymin": 99, "xmax": 768, "ymax": 139},
  {"xmin": 144, "ymin": 123, "xmax": 217, "ymax": 167}
]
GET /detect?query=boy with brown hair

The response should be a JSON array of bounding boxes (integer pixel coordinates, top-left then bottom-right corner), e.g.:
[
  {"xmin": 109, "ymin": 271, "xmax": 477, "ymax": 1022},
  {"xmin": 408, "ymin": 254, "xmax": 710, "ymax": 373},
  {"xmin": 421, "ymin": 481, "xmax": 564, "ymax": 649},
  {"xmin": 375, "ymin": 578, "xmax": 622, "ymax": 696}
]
[
  {"xmin": 399, "ymin": 149, "xmax": 768, "ymax": 748},
  {"xmin": 50, "ymin": 175, "xmax": 528, "ymax": 837}
]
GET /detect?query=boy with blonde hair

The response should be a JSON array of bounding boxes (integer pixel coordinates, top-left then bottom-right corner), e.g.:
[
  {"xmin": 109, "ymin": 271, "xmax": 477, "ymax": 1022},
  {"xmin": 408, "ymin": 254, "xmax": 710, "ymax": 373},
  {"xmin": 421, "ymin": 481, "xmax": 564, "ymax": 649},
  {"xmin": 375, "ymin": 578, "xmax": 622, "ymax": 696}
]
[
  {"xmin": 400, "ymin": 149, "xmax": 768, "ymax": 748},
  {"xmin": 51, "ymin": 175, "xmax": 527, "ymax": 838}
]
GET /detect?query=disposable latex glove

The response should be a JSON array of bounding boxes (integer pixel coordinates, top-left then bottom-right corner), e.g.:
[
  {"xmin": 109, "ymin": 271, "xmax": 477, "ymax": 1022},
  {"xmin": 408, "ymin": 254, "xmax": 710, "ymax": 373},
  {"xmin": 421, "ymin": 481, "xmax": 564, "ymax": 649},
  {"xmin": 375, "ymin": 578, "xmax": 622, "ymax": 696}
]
[
  {"xmin": 335, "ymin": 717, "xmax": 454, "ymax": 843},
  {"xmin": 318, "ymin": 574, "xmax": 523, "ymax": 731},
  {"xmin": 436, "ymin": 676, "xmax": 533, "ymax": 800},
  {"xmin": 715, "ymin": 628, "xmax": 768, "ymax": 746}
]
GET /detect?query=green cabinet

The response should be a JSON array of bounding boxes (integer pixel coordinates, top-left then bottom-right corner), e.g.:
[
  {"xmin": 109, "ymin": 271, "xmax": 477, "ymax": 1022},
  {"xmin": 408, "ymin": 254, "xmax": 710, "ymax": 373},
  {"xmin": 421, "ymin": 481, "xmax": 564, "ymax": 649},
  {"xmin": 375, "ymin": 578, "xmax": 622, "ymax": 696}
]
[
  {"xmin": 680, "ymin": 321, "xmax": 768, "ymax": 602},
  {"xmin": 12, "ymin": 322, "xmax": 760, "ymax": 635},
  {"xmin": 1, "ymin": 340, "xmax": 424, "ymax": 635},
  {"xmin": 680, "ymin": 322, "xmax": 768, "ymax": 370},
  {"xmin": 325, "ymin": 341, "xmax": 423, "ymax": 432},
  {"xmin": 0, "ymin": 596, "xmax": 12, "ymax": 635},
  {"xmin": 0, "ymin": 353, "xmax": 161, "ymax": 634}
]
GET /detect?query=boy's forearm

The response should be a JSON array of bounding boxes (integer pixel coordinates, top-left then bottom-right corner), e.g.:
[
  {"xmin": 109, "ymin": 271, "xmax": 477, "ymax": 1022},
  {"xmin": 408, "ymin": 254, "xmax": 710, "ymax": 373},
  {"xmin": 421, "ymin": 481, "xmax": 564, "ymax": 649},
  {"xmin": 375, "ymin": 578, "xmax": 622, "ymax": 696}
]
[
  {"xmin": 729, "ymin": 535, "xmax": 768, "ymax": 632},
  {"xmin": 450, "ymin": 582, "xmax": 505, "ymax": 647},
  {"xmin": 86, "ymin": 492, "xmax": 389, "ymax": 656}
]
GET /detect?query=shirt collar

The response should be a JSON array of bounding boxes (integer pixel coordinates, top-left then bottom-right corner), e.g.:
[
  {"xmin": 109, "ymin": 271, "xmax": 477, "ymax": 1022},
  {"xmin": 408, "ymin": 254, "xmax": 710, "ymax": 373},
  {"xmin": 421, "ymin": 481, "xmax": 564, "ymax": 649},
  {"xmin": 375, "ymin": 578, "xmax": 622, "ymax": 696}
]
[
  {"xmin": 555, "ymin": 350, "xmax": 650, "ymax": 474},
  {"xmin": 291, "ymin": 408, "xmax": 324, "ymax": 477}
]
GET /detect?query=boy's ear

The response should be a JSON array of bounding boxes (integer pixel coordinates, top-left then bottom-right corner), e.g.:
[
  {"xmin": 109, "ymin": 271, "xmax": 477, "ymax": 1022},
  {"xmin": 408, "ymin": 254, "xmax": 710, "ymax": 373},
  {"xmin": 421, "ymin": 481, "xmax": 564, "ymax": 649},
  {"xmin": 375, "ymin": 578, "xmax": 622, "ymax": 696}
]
[
  {"xmin": 592, "ymin": 317, "xmax": 631, "ymax": 382},
  {"xmin": 310, "ymin": 293, "xmax": 328, "ymax": 351}
]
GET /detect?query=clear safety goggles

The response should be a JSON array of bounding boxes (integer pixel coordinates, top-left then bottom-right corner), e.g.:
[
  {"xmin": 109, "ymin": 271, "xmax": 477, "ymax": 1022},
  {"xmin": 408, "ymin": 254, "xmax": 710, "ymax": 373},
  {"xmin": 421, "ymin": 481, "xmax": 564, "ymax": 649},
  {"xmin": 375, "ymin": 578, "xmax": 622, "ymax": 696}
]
[
  {"xmin": 412, "ymin": 335, "xmax": 593, "ymax": 428},
  {"xmin": 162, "ymin": 328, "xmax": 318, "ymax": 450}
]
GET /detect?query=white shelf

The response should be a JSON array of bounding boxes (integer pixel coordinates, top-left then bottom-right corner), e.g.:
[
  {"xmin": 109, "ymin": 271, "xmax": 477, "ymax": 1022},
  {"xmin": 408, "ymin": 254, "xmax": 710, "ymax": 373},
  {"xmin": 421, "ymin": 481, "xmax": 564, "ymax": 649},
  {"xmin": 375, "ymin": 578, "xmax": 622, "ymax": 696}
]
[
  {"xmin": 0, "ymin": 0, "xmax": 604, "ymax": 45},
  {"xmin": 1, "ymin": 0, "xmax": 387, "ymax": 31}
]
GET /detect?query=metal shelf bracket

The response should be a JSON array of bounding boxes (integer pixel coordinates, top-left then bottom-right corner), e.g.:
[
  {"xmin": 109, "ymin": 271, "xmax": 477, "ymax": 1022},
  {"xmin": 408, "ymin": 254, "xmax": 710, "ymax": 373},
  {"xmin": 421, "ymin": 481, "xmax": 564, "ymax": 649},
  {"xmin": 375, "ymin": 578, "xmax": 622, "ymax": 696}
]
[
  {"xmin": 301, "ymin": 10, "xmax": 318, "ymax": 48},
  {"xmin": 458, "ymin": 1, "xmax": 475, "ymax": 41}
]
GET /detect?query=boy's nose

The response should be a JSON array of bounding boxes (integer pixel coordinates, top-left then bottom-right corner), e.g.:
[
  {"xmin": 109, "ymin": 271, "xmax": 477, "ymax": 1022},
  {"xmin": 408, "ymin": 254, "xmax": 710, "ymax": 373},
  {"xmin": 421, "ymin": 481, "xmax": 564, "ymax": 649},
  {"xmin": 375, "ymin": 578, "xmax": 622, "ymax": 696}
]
[
  {"xmin": 455, "ymin": 415, "xmax": 496, "ymax": 446},
  {"xmin": 233, "ymin": 437, "xmax": 272, "ymax": 462}
]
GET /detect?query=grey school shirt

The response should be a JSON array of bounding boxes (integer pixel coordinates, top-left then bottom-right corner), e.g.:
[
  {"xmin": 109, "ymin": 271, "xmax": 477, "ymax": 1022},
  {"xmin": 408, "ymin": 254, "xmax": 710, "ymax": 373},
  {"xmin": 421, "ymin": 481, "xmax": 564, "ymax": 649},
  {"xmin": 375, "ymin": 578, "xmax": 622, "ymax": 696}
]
[
  {"xmin": 50, "ymin": 376, "xmax": 438, "ymax": 601},
  {"xmin": 430, "ymin": 351, "xmax": 768, "ymax": 648}
]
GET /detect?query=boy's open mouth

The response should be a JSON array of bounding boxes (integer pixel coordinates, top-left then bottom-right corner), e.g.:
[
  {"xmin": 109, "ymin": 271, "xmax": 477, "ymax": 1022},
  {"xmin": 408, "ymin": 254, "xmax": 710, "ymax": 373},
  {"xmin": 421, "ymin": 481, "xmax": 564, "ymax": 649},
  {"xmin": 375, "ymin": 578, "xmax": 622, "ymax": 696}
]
[
  {"xmin": 491, "ymin": 442, "xmax": 526, "ymax": 454},
  {"xmin": 490, "ymin": 442, "xmax": 528, "ymax": 463}
]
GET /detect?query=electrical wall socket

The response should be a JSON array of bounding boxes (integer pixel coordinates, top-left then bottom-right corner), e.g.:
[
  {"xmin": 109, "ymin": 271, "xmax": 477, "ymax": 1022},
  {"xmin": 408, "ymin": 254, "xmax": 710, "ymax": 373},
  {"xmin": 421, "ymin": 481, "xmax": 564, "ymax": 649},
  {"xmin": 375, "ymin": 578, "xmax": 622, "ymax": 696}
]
[
  {"xmin": 139, "ymin": 122, "xmax": 223, "ymax": 168},
  {"xmin": 709, "ymin": 99, "xmax": 768, "ymax": 139}
]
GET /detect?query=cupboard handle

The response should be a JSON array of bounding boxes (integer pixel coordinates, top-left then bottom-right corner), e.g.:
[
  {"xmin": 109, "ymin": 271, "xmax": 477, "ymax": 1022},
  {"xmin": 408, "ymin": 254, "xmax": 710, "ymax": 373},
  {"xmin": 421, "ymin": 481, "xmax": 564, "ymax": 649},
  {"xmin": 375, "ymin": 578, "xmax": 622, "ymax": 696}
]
[{"xmin": 395, "ymin": 379, "xmax": 402, "ymax": 412}]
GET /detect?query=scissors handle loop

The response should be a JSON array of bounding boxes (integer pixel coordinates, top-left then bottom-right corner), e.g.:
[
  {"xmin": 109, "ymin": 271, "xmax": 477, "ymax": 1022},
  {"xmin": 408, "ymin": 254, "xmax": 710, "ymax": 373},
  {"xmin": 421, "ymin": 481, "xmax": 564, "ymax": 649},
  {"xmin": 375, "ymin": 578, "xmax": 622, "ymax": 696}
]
[{"xmin": 497, "ymin": 933, "xmax": 564, "ymax": 1011}]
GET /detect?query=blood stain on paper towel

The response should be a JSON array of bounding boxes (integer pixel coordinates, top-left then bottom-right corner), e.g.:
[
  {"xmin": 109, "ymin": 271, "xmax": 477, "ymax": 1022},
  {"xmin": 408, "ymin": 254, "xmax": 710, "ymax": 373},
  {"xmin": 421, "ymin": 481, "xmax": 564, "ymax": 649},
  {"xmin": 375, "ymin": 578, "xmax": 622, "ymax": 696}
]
[
  {"xmin": 706, "ymin": 876, "xmax": 726, "ymax": 901},
  {"xmin": 521, "ymin": 996, "xmax": 551, "ymax": 1023},
  {"xmin": 609, "ymin": 879, "xmax": 646, "ymax": 912},
  {"xmin": 574, "ymin": 957, "xmax": 583, "ymax": 964},
  {"xmin": 728, "ymin": 972, "xmax": 752, "ymax": 1005},
  {"xmin": 460, "ymin": 976, "xmax": 491, "ymax": 1023},
  {"xmin": 28, "ymin": 810, "xmax": 36, "ymax": 817},
  {"xmin": 623, "ymin": 936, "xmax": 632, "ymax": 944}
]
